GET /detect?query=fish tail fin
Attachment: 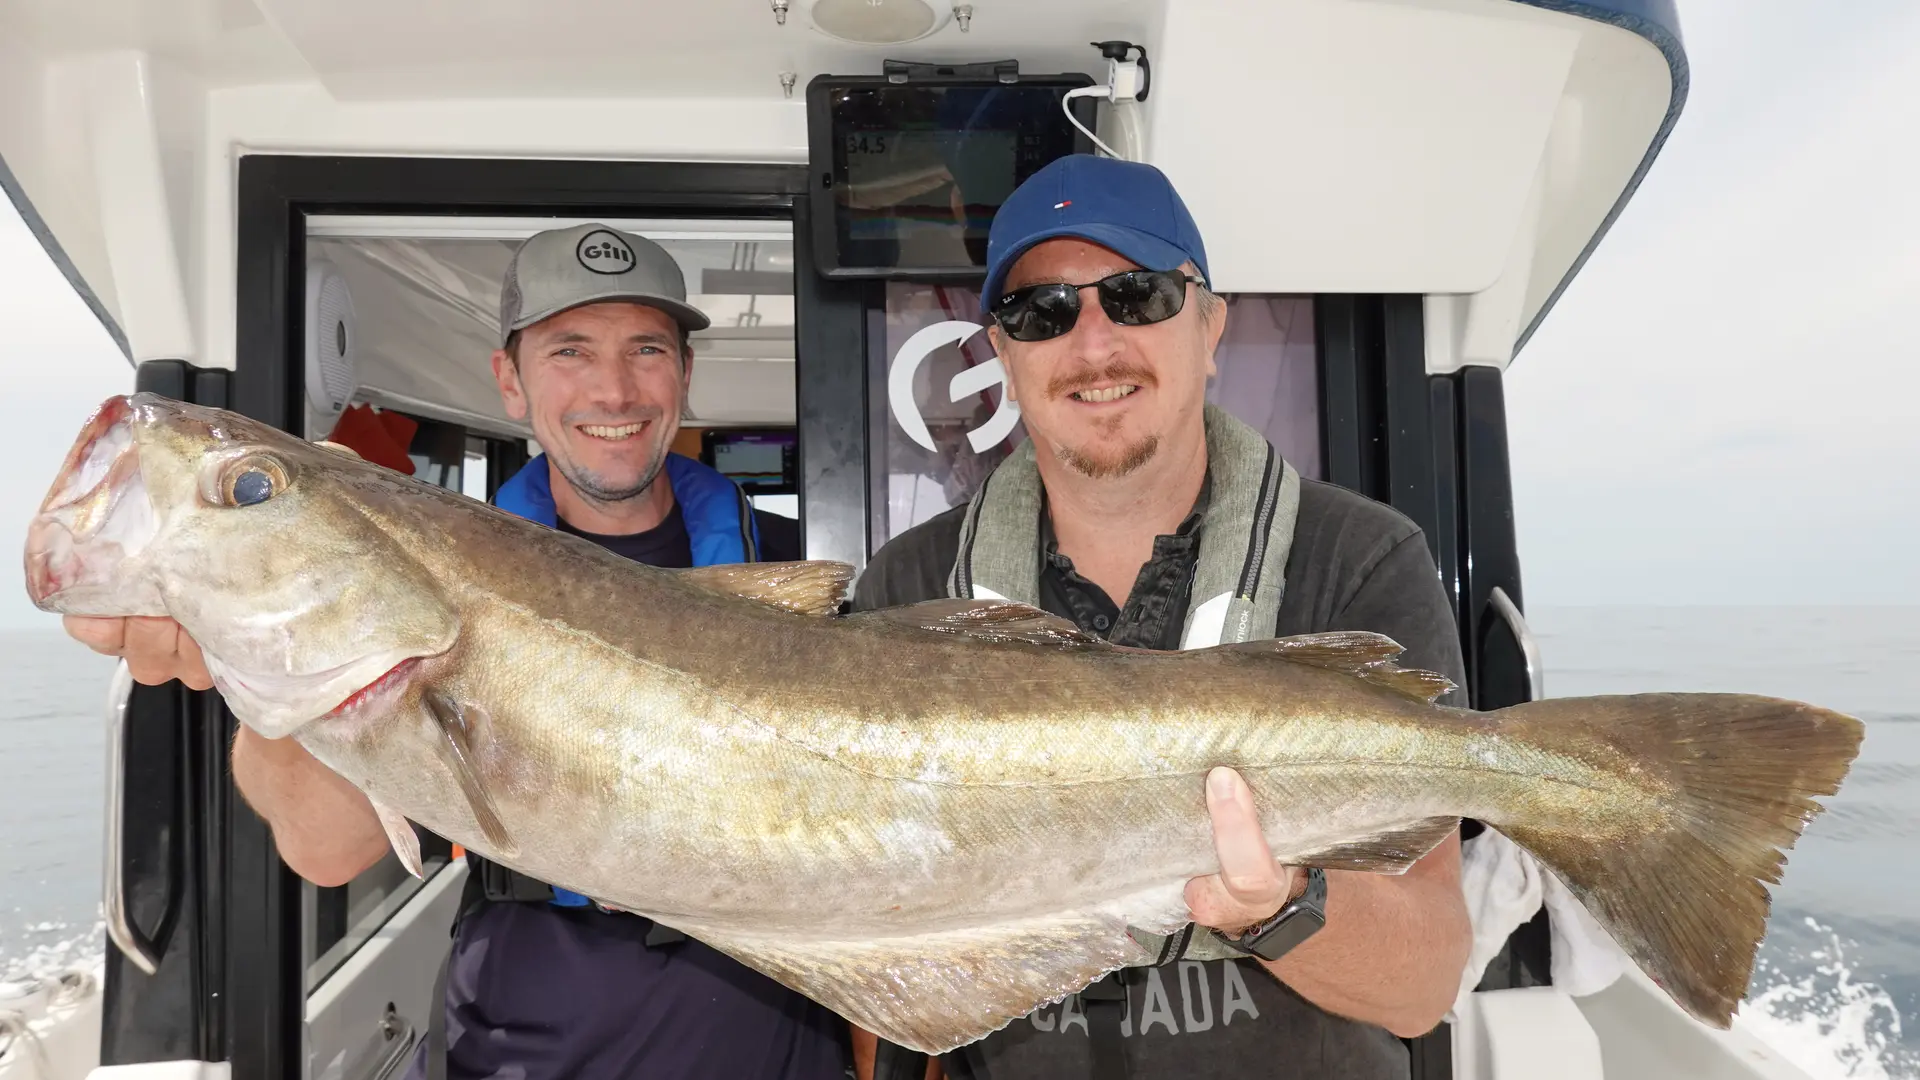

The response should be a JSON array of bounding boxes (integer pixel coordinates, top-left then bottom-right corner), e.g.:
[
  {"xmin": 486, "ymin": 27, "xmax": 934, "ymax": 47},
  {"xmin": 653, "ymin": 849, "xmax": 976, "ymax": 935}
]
[{"xmin": 1487, "ymin": 693, "xmax": 1863, "ymax": 1027}]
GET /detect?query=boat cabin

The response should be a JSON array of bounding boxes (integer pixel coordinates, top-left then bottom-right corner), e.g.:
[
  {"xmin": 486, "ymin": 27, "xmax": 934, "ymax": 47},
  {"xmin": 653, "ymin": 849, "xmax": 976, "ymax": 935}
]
[{"xmin": 0, "ymin": 2, "xmax": 1813, "ymax": 1078}]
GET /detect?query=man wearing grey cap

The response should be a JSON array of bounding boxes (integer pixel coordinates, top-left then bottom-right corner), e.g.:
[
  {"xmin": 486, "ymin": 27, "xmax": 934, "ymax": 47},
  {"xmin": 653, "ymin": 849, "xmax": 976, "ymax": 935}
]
[
  {"xmin": 396, "ymin": 222, "xmax": 841, "ymax": 1079},
  {"xmin": 484, "ymin": 223, "xmax": 798, "ymax": 564},
  {"xmin": 63, "ymin": 223, "xmax": 847, "ymax": 1080}
]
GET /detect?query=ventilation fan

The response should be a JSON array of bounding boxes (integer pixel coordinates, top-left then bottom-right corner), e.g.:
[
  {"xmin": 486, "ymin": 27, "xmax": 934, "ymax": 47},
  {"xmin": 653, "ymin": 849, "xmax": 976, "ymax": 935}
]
[{"xmin": 305, "ymin": 258, "xmax": 358, "ymax": 428}]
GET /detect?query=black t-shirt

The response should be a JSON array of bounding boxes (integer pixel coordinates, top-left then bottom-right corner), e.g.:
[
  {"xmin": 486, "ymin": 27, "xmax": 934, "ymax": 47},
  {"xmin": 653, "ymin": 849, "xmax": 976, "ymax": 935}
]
[
  {"xmin": 850, "ymin": 476, "xmax": 1468, "ymax": 1080},
  {"xmin": 553, "ymin": 502, "xmax": 802, "ymax": 567}
]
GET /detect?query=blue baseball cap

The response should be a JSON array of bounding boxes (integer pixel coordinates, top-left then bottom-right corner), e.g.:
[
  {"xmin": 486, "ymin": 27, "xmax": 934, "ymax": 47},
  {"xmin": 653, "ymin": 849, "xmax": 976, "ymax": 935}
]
[{"xmin": 980, "ymin": 154, "xmax": 1210, "ymax": 316}]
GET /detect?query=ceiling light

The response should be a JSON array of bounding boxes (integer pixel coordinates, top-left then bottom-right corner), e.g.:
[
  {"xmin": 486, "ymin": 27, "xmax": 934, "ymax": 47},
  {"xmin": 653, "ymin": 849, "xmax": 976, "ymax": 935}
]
[{"xmin": 808, "ymin": 0, "xmax": 949, "ymax": 45}]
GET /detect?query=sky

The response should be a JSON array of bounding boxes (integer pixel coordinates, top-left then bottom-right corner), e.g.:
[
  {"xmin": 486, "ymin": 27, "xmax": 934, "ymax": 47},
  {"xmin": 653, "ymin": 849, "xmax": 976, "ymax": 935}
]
[
  {"xmin": 1503, "ymin": 0, "xmax": 1920, "ymax": 606},
  {"xmin": 0, "ymin": 201, "xmax": 140, "ymax": 632},
  {"xmin": 1, "ymin": 1, "xmax": 1917, "ymax": 630}
]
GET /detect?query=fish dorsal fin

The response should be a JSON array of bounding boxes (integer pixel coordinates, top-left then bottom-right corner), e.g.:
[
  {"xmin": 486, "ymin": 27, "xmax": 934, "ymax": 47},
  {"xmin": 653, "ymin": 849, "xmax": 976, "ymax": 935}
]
[
  {"xmin": 851, "ymin": 599, "xmax": 1109, "ymax": 648},
  {"xmin": 1224, "ymin": 631, "xmax": 1456, "ymax": 704},
  {"xmin": 677, "ymin": 560, "xmax": 855, "ymax": 616}
]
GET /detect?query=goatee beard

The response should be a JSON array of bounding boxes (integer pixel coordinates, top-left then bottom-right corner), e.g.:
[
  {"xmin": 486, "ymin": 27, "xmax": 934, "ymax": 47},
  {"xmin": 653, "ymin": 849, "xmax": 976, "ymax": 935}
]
[{"xmin": 1055, "ymin": 435, "xmax": 1160, "ymax": 480}]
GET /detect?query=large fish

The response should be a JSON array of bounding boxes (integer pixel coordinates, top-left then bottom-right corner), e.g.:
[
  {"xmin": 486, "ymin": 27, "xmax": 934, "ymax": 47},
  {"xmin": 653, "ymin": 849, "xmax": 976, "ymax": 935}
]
[{"xmin": 24, "ymin": 393, "xmax": 1863, "ymax": 1053}]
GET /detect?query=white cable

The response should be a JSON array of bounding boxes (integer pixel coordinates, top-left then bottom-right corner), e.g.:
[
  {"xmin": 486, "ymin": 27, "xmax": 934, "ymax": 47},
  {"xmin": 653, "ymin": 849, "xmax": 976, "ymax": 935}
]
[
  {"xmin": 1063, "ymin": 86, "xmax": 1122, "ymax": 159},
  {"xmin": 0, "ymin": 1010, "xmax": 49, "ymax": 1074},
  {"xmin": 1112, "ymin": 100, "xmax": 1143, "ymax": 160},
  {"xmin": 50, "ymin": 969, "xmax": 95, "ymax": 1005}
]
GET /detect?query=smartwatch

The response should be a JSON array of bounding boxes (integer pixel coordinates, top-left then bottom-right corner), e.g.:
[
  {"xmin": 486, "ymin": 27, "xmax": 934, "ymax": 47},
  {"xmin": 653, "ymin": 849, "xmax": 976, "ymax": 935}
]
[{"xmin": 1218, "ymin": 867, "xmax": 1326, "ymax": 962}]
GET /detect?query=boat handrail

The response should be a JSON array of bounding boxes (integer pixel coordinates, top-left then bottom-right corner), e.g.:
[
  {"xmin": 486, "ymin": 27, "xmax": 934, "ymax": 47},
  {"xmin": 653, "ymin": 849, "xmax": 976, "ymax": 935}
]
[
  {"xmin": 1488, "ymin": 586, "xmax": 1544, "ymax": 702},
  {"xmin": 103, "ymin": 660, "xmax": 161, "ymax": 976}
]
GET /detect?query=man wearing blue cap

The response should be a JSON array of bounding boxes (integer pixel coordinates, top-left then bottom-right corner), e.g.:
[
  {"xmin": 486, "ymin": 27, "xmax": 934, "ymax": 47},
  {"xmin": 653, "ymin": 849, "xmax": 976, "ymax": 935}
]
[{"xmin": 852, "ymin": 154, "xmax": 1473, "ymax": 1080}]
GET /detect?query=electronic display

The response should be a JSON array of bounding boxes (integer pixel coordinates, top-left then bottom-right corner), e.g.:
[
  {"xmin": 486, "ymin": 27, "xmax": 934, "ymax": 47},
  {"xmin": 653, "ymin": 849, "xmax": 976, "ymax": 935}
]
[
  {"xmin": 808, "ymin": 73, "xmax": 1096, "ymax": 279},
  {"xmin": 701, "ymin": 428, "xmax": 797, "ymax": 495}
]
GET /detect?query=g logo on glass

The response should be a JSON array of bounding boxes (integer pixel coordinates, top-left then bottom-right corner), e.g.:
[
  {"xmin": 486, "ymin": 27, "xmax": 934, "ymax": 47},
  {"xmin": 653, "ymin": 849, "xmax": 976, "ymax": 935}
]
[
  {"xmin": 576, "ymin": 230, "xmax": 637, "ymax": 275},
  {"xmin": 888, "ymin": 321, "xmax": 1021, "ymax": 455}
]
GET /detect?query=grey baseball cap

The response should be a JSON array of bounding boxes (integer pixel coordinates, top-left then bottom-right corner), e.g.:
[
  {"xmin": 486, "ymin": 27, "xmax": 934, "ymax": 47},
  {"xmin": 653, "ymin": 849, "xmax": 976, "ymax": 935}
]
[{"xmin": 497, "ymin": 222, "xmax": 711, "ymax": 345}]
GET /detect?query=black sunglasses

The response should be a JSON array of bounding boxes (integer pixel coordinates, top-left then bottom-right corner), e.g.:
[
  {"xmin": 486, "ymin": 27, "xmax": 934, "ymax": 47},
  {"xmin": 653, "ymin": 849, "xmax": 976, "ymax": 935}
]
[{"xmin": 989, "ymin": 269, "xmax": 1207, "ymax": 343}]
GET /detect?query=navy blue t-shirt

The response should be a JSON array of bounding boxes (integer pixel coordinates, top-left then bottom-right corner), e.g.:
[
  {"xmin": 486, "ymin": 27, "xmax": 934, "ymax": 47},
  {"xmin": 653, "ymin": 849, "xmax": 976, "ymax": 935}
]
[{"xmin": 403, "ymin": 504, "xmax": 850, "ymax": 1080}]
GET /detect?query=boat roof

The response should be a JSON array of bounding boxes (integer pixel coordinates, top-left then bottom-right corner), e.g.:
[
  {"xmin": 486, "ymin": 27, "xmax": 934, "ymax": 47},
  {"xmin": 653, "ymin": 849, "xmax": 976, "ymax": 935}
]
[{"xmin": 0, "ymin": 0, "xmax": 1685, "ymax": 374}]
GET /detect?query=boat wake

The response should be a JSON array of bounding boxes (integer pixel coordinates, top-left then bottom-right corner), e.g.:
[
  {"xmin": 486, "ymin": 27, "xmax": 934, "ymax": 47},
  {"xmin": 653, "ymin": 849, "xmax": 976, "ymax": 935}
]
[
  {"xmin": 0, "ymin": 918, "xmax": 103, "ymax": 994},
  {"xmin": 1743, "ymin": 918, "xmax": 1920, "ymax": 1080}
]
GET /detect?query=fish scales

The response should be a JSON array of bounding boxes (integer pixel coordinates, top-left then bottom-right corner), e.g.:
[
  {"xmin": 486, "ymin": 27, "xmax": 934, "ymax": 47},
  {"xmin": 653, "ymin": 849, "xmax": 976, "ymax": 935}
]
[
  {"xmin": 309, "ymin": 603, "xmax": 1597, "ymax": 926},
  {"xmin": 23, "ymin": 393, "xmax": 1865, "ymax": 1053}
]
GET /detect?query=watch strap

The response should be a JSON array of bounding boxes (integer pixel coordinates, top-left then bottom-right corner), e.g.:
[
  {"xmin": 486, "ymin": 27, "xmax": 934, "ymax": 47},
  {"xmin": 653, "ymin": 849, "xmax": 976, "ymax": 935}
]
[{"xmin": 1218, "ymin": 866, "xmax": 1326, "ymax": 962}]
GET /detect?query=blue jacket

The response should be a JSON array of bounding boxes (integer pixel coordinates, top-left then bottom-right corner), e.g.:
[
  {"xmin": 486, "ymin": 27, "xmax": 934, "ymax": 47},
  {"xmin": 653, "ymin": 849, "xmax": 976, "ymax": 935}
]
[
  {"xmin": 493, "ymin": 451, "xmax": 762, "ymax": 564},
  {"xmin": 490, "ymin": 450, "xmax": 762, "ymax": 907}
]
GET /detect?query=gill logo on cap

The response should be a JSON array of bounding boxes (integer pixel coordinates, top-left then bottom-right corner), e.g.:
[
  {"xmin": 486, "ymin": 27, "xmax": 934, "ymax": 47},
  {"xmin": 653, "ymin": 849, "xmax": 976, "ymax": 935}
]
[
  {"xmin": 577, "ymin": 230, "xmax": 637, "ymax": 275},
  {"xmin": 888, "ymin": 321, "xmax": 1020, "ymax": 456}
]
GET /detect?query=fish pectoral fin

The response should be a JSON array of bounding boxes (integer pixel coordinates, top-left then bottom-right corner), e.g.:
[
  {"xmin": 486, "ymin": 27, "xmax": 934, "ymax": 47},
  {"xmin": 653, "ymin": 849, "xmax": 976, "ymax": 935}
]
[
  {"xmin": 423, "ymin": 690, "xmax": 517, "ymax": 858},
  {"xmin": 1292, "ymin": 816, "xmax": 1460, "ymax": 873},
  {"xmin": 368, "ymin": 797, "xmax": 425, "ymax": 879},
  {"xmin": 852, "ymin": 599, "xmax": 1109, "ymax": 648},
  {"xmin": 680, "ymin": 909, "xmax": 1161, "ymax": 1055},
  {"xmin": 1219, "ymin": 631, "xmax": 1456, "ymax": 703},
  {"xmin": 676, "ymin": 561, "xmax": 855, "ymax": 616}
]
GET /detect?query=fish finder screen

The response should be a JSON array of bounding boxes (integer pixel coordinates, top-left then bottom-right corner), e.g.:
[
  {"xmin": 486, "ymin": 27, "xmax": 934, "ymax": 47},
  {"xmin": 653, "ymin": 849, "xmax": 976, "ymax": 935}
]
[
  {"xmin": 705, "ymin": 430, "xmax": 796, "ymax": 494},
  {"xmin": 841, "ymin": 130, "xmax": 1019, "ymax": 243},
  {"xmin": 814, "ymin": 81, "xmax": 1092, "ymax": 277}
]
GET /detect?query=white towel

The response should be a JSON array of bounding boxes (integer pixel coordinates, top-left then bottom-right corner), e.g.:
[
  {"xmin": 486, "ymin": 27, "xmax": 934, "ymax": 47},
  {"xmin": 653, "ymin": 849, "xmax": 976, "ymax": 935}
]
[{"xmin": 1449, "ymin": 828, "xmax": 1627, "ymax": 1019}]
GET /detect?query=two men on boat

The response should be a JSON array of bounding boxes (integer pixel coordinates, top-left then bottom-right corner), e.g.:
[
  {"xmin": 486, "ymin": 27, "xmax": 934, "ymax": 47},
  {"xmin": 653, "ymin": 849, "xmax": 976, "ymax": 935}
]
[{"xmin": 65, "ymin": 154, "xmax": 1472, "ymax": 1080}]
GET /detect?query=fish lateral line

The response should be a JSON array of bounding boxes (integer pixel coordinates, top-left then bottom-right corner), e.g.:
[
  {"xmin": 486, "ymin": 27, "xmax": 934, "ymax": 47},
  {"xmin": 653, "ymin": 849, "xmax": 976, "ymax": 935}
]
[{"xmin": 765, "ymin": 729, "xmax": 1636, "ymax": 795}]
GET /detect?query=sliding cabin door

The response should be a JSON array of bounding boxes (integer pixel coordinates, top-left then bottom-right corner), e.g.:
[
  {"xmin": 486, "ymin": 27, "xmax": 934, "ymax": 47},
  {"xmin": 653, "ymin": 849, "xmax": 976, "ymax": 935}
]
[
  {"xmin": 94, "ymin": 361, "xmax": 239, "ymax": 1069},
  {"xmin": 1318, "ymin": 295, "xmax": 1547, "ymax": 1079},
  {"xmin": 1316, "ymin": 296, "xmax": 1538, "ymax": 727}
]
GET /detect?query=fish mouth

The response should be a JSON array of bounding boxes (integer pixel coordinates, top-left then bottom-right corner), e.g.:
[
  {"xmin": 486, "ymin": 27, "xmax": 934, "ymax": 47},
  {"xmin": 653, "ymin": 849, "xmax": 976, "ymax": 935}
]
[{"xmin": 24, "ymin": 395, "xmax": 160, "ymax": 614}]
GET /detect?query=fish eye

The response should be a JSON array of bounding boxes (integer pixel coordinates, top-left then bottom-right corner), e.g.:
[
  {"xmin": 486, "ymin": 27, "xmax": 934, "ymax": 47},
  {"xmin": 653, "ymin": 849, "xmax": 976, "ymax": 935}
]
[
  {"xmin": 233, "ymin": 470, "xmax": 273, "ymax": 505},
  {"xmin": 207, "ymin": 454, "xmax": 291, "ymax": 508}
]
